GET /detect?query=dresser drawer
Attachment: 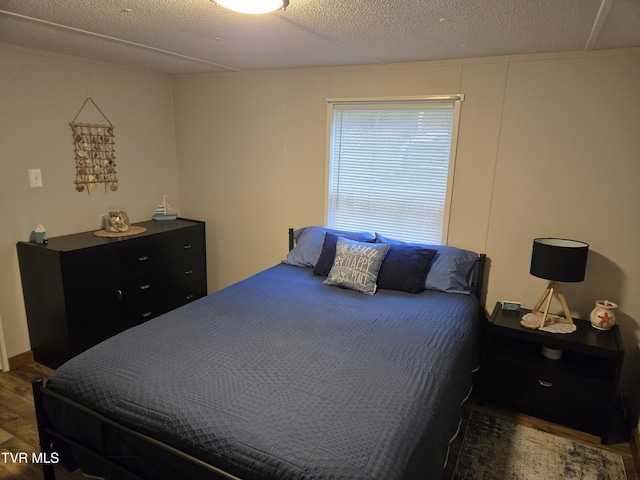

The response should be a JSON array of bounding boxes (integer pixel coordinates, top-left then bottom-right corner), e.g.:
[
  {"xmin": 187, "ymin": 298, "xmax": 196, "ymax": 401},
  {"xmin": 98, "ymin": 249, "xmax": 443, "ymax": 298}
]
[
  {"xmin": 160, "ymin": 230, "xmax": 204, "ymax": 260},
  {"xmin": 121, "ymin": 256, "xmax": 205, "ymax": 304},
  {"xmin": 124, "ymin": 297, "xmax": 172, "ymax": 326},
  {"xmin": 124, "ymin": 281, "xmax": 206, "ymax": 327},
  {"xmin": 119, "ymin": 229, "xmax": 204, "ymax": 274},
  {"xmin": 166, "ymin": 255, "xmax": 206, "ymax": 289}
]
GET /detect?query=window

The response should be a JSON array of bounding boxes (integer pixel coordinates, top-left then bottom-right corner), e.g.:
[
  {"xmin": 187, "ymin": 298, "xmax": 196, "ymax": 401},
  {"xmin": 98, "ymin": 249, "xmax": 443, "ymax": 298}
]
[{"xmin": 327, "ymin": 95, "xmax": 463, "ymax": 244}]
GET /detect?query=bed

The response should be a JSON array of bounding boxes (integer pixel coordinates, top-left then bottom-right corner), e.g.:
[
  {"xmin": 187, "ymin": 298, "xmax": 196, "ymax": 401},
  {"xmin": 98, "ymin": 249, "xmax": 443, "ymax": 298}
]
[{"xmin": 33, "ymin": 226, "xmax": 487, "ymax": 480}]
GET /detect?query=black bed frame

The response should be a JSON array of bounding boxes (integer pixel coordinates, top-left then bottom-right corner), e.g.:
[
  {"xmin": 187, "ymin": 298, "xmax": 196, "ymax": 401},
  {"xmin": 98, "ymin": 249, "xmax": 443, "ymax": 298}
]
[{"xmin": 32, "ymin": 229, "xmax": 488, "ymax": 480}]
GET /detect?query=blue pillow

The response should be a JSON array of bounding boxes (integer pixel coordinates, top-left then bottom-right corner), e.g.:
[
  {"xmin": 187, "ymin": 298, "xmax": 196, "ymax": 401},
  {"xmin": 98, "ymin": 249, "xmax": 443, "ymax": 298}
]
[
  {"xmin": 324, "ymin": 237, "xmax": 390, "ymax": 295},
  {"xmin": 284, "ymin": 226, "xmax": 375, "ymax": 268},
  {"xmin": 314, "ymin": 232, "xmax": 375, "ymax": 276},
  {"xmin": 376, "ymin": 233, "xmax": 477, "ymax": 294},
  {"xmin": 376, "ymin": 243, "xmax": 437, "ymax": 293}
]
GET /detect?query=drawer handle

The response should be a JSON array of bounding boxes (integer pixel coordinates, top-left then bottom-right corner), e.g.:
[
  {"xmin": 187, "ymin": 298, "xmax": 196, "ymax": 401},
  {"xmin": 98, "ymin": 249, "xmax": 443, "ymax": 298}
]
[
  {"xmin": 538, "ymin": 380, "xmax": 553, "ymax": 388},
  {"xmin": 184, "ymin": 270, "xmax": 193, "ymax": 275},
  {"xmin": 183, "ymin": 244, "xmax": 192, "ymax": 249},
  {"xmin": 186, "ymin": 294, "xmax": 195, "ymax": 300},
  {"xmin": 140, "ymin": 284, "xmax": 151, "ymax": 290},
  {"xmin": 137, "ymin": 256, "xmax": 149, "ymax": 261},
  {"xmin": 141, "ymin": 311, "xmax": 152, "ymax": 318}
]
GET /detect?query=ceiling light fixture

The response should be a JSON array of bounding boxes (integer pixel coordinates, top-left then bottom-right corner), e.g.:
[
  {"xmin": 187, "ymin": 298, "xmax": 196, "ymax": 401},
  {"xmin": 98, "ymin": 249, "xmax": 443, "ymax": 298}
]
[{"xmin": 213, "ymin": 0, "xmax": 289, "ymax": 14}]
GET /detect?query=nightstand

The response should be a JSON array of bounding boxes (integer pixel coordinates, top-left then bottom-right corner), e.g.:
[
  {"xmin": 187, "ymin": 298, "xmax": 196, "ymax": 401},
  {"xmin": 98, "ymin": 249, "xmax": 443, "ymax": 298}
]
[{"xmin": 482, "ymin": 302, "xmax": 624, "ymax": 443}]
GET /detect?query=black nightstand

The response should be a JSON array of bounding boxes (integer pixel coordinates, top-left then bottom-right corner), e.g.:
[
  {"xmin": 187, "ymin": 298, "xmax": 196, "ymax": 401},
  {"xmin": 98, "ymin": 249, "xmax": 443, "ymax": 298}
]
[{"xmin": 482, "ymin": 302, "xmax": 624, "ymax": 443}]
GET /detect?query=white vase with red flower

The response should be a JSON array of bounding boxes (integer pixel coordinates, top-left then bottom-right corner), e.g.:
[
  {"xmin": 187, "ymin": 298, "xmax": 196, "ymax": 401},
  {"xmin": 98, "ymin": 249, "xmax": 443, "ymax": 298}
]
[{"xmin": 589, "ymin": 300, "xmax": 617, "ymax": 330}]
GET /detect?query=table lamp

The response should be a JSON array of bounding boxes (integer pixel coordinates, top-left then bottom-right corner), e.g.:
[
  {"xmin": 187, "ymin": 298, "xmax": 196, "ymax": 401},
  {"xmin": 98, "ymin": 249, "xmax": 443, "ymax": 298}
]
[{"xmin": 530, "ymin": 238, "xmax": 589, "ymax": 329}]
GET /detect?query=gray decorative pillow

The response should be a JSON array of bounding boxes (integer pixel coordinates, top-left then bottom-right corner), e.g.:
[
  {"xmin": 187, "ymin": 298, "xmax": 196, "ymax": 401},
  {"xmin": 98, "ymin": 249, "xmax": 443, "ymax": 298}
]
[{"xmin": 323, "ymin": 237, "xmax": 390, "ymax": 295}]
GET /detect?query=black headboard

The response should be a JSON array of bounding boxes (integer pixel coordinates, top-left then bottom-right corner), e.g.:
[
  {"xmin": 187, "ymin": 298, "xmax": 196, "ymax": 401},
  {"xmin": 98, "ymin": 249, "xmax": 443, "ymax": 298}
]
[
  {"xmin": 288, "ymin": 227, "xmax": 296, "ymax": 252},
  {"xmin": 470, "ymin": 254, "xmax": 487, "ymax": 301}
]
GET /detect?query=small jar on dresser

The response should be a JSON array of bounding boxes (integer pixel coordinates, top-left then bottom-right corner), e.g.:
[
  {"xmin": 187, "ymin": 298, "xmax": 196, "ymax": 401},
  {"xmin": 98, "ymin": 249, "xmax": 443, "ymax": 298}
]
[{"xmin": 17, "ymin": 218, "xmax": 207, "ymax": 369}]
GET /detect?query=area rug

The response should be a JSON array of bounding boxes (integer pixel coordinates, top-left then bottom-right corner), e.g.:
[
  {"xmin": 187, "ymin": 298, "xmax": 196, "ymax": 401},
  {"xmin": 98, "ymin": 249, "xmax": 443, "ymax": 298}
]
[{"xmin": 452, "ymin": 412, "xmax": 627, "ymax": 480}]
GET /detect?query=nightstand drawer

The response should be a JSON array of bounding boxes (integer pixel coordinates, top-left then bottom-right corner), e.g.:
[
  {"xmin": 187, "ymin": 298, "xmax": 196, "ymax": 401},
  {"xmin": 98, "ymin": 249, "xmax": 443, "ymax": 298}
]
[{"xmin": 486, "ymin": 358, "xmax": 610, "ymax": 418}]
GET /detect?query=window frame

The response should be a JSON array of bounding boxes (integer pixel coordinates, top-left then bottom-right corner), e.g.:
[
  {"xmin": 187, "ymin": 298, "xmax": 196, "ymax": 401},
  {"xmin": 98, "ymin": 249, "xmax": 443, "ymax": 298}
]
[{"xmin": 325, "ymin": 95, "xmax": 464, "ymax": 245}]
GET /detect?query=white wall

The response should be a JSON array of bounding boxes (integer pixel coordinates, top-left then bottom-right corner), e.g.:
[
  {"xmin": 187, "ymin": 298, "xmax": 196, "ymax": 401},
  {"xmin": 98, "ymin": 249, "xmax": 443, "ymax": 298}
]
[
  {"xmin": 487, "ymin": 53, "xmax": 640, "ymax": 310},
  {"xmin": 172, "ymin": 49, "xmax": 640, "ymax": 420},
  {"xmin": 0, "ymin": 45, "xmax": 182, "ymax": 362},
  {"xmin": 3, "ymin": 42, "xmax": 640, "ymax": 426}
]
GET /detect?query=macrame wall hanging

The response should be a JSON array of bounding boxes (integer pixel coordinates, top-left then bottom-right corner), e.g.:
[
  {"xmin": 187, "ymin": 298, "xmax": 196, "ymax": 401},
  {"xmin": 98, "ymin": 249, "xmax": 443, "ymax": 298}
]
[{"xmin": 70, "ymin": 97, "xmax": 117, "ymax": 194}]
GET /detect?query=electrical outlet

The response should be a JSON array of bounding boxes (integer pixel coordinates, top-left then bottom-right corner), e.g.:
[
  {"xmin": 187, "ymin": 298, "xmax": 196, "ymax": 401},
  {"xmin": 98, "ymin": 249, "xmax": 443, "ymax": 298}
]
[{"xmin": 28, "ymin": 169, "xmax": 43, "ymax": 188}]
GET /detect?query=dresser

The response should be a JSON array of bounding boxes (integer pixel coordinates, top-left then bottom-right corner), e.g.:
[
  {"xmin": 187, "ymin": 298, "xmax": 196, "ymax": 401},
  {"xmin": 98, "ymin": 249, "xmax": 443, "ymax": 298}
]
[{"xmin": 17, "ymin": 218, "xmax": 207, "ymax": 368}]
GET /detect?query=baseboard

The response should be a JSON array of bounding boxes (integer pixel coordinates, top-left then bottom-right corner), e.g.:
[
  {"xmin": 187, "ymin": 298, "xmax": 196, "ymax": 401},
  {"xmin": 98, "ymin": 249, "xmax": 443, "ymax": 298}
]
[
  {"xmin": 8, "ymin": 350, "xmax": 34, "ymax": 370},
  {"xmin": 632, "ymin": 426, "xmax": 640, "ymax": 479}
]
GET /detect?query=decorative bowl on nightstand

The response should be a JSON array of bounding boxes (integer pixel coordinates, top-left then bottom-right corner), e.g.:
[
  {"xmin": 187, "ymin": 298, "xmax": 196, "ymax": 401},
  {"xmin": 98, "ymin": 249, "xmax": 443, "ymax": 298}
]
[{"xmin": 590, "ymin": 300, "xmax": 617, "ymax": 330}]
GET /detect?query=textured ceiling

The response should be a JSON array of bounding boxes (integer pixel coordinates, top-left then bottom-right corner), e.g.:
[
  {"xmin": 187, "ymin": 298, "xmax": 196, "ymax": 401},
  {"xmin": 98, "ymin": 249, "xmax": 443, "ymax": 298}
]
[{"xmin": 1, "ymin": 0, "xmax": 639, "ymax": 74}]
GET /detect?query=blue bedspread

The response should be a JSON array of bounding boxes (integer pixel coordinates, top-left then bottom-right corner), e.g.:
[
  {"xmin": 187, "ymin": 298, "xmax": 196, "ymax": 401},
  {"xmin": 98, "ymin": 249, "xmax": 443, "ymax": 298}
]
[{"xmin": 45, "ymin": 263, "xmax": 480, "ymax": 480}]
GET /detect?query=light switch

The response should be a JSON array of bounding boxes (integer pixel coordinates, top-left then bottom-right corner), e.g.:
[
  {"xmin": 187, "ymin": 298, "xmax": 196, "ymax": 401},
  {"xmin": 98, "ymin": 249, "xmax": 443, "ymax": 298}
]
[{"xmin": 28, "ymin": 169, "xmax": 43, "ymax": 188}]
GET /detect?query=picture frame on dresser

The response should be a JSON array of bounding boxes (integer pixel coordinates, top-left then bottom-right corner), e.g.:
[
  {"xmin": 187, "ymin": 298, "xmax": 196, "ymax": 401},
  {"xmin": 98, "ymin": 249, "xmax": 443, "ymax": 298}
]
[{"xmin": 16, "ymin": 218, "xmax": 207, "ymax": 369}]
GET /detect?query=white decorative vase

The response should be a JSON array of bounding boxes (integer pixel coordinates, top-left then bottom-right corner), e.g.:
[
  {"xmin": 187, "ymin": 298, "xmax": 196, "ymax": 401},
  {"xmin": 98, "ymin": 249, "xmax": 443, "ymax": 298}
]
[
  {"xmin": 589, "ymin": 300, "xmax": 617, "ymax": 330},
  {"xmin": 106, "ymin": 207, "xmax": 130, "ymax": 232}
]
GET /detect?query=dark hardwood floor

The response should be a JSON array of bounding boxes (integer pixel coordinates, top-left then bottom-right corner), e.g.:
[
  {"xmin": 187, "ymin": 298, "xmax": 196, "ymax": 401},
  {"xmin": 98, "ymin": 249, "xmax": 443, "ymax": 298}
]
[
  {"xmin": 1, "ymin": 363, "xmax": 638, "ymax": 480},
  {"xmin": 0, "ymin": 363, "xmax": 86, "ymax": 480}
]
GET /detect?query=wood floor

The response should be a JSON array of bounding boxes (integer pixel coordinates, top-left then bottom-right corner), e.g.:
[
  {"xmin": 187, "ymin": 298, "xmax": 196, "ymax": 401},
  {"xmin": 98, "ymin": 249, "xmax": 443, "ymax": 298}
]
[
  {"xmin": 0, "ymin": 363, "xmax": 86, "ymax": 480},
  {"xmin": 1, "ymin": 362, "xmax": 638, "ymax": 480}
]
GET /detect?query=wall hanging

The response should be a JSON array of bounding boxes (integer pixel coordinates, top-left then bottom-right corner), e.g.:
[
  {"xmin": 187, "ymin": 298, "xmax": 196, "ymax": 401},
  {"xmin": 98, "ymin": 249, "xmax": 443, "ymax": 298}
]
[{"xmin": 70, "ymin": 98, "xmax": 117, "ymax": 194}]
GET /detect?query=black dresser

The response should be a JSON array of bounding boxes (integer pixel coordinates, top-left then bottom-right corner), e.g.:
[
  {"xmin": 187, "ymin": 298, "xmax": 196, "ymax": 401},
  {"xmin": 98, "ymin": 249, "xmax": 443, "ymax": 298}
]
[{"xmin": 17, "ymin": 218, "xmax": 207, "ymax": 368}]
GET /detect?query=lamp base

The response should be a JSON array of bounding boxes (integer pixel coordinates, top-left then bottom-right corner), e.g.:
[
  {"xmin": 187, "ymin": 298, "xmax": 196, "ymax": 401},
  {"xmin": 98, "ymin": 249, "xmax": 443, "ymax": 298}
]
[{"xmin": 531, "ymin": 281, "xmax": 575, "ymax": 329}]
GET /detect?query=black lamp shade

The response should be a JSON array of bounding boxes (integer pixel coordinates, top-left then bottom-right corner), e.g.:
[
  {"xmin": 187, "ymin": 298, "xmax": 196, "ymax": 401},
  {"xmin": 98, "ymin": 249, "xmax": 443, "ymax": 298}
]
[{"xmin": 530, "ymin": 238, "xmax": 589, "ymax": 282}]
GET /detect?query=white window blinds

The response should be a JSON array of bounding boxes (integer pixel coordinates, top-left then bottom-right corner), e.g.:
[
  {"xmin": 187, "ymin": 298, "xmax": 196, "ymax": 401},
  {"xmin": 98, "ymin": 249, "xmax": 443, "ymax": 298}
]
[{"xmin": 327, "ymin": 97, "xmax": 462, "ymax": 244}]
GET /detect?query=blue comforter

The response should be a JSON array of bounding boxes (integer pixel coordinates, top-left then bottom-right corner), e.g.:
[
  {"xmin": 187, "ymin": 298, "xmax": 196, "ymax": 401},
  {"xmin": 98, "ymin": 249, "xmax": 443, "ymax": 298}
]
[{"xmin": 45, "ymin": 263, "xmax": 480, "ymax": 480}]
